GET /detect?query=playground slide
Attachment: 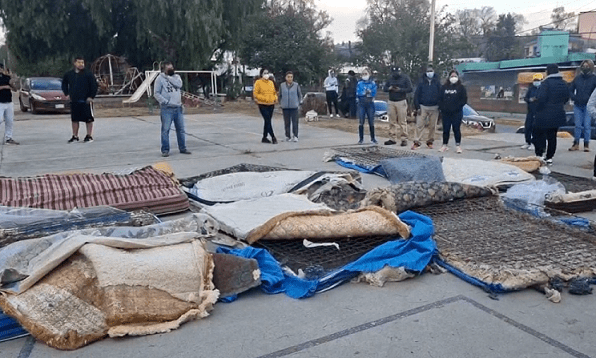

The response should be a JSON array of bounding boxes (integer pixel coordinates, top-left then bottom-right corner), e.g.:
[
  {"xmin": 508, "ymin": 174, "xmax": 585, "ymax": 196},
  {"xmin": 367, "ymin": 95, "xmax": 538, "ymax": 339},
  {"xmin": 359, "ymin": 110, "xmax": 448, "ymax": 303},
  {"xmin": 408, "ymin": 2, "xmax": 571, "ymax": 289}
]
[{"xmin": 122, "ymin": 71, "xmax": 160, "ymax": 103}]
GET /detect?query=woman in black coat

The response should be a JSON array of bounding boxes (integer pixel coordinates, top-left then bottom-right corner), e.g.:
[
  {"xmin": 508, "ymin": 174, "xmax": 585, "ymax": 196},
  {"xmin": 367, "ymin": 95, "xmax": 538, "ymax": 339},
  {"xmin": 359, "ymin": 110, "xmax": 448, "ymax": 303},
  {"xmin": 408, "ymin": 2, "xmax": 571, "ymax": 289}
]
[
  {"xmin": 438, "ymin": 70, "xmax": 467, "ymax": 153},
  {"xmin": 533, "ymin": 64, "xmax": 570, "ymax": 164}
]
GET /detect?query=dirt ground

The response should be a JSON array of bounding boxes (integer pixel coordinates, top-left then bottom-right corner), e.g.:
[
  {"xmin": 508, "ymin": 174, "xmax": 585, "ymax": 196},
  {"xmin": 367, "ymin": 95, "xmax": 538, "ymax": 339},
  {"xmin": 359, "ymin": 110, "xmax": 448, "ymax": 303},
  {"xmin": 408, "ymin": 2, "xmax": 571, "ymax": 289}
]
[{"xmin": 94, "ymin": 98, "xmax": 486, "ymax": 139}]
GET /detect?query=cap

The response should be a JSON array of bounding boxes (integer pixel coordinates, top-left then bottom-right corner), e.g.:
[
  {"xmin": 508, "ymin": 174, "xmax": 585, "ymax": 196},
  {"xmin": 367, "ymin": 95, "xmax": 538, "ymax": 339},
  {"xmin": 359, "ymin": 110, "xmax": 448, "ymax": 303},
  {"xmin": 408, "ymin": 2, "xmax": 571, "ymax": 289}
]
[
  {"xmin": 391, "ymin": 66, "xmax": 401, "ymax": 72},
  {"xmin": 532, "ymin": 73, "xmax": 543, "ymax": 81}
]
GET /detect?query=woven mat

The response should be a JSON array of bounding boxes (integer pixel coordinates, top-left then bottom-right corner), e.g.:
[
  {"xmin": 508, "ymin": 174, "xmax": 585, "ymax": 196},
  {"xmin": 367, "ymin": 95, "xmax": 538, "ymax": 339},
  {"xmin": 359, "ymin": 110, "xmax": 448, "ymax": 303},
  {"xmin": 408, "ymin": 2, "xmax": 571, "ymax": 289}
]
[{"xmin": 415, "ymin": 196, "xmax": 596, "ymax": 290}]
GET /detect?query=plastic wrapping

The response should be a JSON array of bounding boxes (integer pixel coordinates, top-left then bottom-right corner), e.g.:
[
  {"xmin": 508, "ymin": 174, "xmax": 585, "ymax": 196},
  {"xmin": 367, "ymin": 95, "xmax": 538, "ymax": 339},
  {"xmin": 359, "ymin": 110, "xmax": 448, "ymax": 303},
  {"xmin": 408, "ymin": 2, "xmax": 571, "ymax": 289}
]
[{"xmin": 501, "ymin": 177, "xmax": 565, "ymax": 208}]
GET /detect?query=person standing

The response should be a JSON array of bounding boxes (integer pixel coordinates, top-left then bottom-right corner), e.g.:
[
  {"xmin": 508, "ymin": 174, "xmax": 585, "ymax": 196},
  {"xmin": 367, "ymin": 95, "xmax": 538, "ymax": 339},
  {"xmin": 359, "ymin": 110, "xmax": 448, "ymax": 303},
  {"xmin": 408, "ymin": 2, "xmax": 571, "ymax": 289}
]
[
  {"xmin": 356, "ymin": 68, "xmax": 378, "ymax": 144},
  {"xmin": 345, "ymin": 70, "xmax": 358, "ymax": 118},
  {"xmin": 383, "ymin": 66, "xmax": 412, "ymax": 146},
  {"xmin": 438, "ymin": 70, "xmax": 467, "ymax": 154},
  {"xmin": 153, "ymin": 61, "xmax": 191, "ymax": 157},
  {"xmin": 0, "ymin": 64, "xmax": 19, "ymax": 145},
  {"xmin": 533, "ymin": 64, "xmax": 570, "ymax": 165},
  {"xmin": 253, "ymin": 68, "xmax": 278, "ymax": 144},
  {"xmin": 279, "ymin": 71, "xmax": 302, "ymax": 142},
  {"xmin": 569, "ymin": 60, "xmax": 596, "ymax": 152},
  {"xmin": 588, "ymin": 89, "xmax": 596, "ymax": 179},
  {"xmin": 412, "ymin": 64, "xmax": 441, "ymax": 149},
  {"xmin": 521, "ymin": 73, "xmax": 543, "ymax": 150},
  {"xmin": 324, "ymin": 69, "xmax": 339, "ymax": 118},
  {"xmin": 62, "ymin": 56, "xmax": 98, "ymax": 143}
]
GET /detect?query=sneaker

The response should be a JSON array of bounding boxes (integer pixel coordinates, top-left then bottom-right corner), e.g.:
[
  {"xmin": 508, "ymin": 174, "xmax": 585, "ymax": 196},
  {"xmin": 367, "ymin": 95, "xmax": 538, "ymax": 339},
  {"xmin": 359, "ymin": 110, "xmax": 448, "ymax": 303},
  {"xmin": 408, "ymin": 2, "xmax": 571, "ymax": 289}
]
[
  {"xmin": 262, "ymin": 137, "xmax": 271, "ymax": 143},
  {"xmin": 592, "ymin": 176, "xmax": 596, "ymax": 181},
  {"xmin": 411, "ymin": 142, "xmax": 421, "ymax": 150},
  {"xmin": 83, "ymin": 135, "xmax": 93, "ymax": 143},
  {"xmin": 358, "ymin": 140, "xmax": 364, "ymax": 145},
  {"xmin": 161, "ymin": 152, "xmax": 169, "ymax": 157},
  {"xmin": 285, "ymin": 137, "xmax": 292, "ymax": 142},
  {"xmin": 456, "ymin": 146, "xmax": 463, "ymax": 154},
  {"xmin": 384, "ymin": 140, "xmax": 396, "ymax": 145},
  {"xmin": 68, "ymin": 136, "xmax": 79, "ymax": 143},
  {"xmin": 584, "ymin": 144, "xmax": 590, "ymax": 152},
  {"xmin": 426, "ymin": 142, "xmax": 433, "ymax": 149},
  {"xmin": 527, "ymin": 144, "xmax": 534, "ymax": 151},
  {"xmin": 400, "ymin": 140, "xmax": 407, "ymax": 147},
  {"xmin": 569, "ymin": 143, "xmax": 579, "ymax": 151},
  {"xmin": 546, "ymin": 158, "xmax": 553, "ymax": 165},
  {"xmin": 180, "ymin": 150, "xmax": 192, "ymax": 154},
  {"xmin": 292, "ymin": 136, "xmax": 298, "ymax": 142},
  {"xmin": 272, "ymin": 137, "xmax": 278, "ymax": 144},
  {"xmin": 5, "ymin": 138, "xmax": 19, "ymax": 145},
  {"xmin": 371, "ymin": 138, "xmax": 378, "ymax": 144},
  {"xmin": 521, "ymin": 143, "xmax": 530, "ymax": 149},
  {"xmin": 438, "ymin": 145, "xmax": 448, "ymax": 153}
]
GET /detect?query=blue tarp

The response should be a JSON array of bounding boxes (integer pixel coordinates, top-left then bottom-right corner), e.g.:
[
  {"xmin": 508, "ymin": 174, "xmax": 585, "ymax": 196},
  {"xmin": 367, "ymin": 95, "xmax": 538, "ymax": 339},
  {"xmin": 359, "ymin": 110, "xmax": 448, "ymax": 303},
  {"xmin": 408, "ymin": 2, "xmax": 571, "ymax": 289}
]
[
  {"xmin": 335, "ymin": 159, "xmax": 387, "ymax": 177},
  {"xmin": 0, "ymin": 311, "xmax": 28, "ymax": 343},
  {"xmin": 218, "ymin": 211, "xmax": 436, "ymax": 300}
]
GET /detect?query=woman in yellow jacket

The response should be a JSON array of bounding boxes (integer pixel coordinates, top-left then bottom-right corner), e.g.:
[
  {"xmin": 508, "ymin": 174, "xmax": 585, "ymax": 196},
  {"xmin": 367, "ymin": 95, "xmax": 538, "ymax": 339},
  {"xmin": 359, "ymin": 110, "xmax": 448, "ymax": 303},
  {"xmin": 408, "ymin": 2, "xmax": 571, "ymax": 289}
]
[{"xmin": 253, "ymin": 68, "xmax": 278, "ymax": 144}]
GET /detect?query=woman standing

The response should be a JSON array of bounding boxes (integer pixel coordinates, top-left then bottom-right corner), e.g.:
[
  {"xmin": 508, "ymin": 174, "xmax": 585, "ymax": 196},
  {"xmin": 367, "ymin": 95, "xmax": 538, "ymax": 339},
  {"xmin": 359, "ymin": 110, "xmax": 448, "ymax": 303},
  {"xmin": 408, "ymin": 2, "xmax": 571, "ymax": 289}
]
[
  {"xmin": 279, "ymin": 71, "xmax": 303, "ymax": 142},
  {"xmin": 438, "ymin": 70, "xmax": 467, "ymax": 153},
  {"xmin": 253, "ymin": 68, "xmax": 278, "ymax": 144},
  {"xmin": 356, "ymin": 68, "xmax": 378, "ymax": 144},
  {"xmin": 533, "ymin": 63, "xmax": 570, "ymax": 165}
]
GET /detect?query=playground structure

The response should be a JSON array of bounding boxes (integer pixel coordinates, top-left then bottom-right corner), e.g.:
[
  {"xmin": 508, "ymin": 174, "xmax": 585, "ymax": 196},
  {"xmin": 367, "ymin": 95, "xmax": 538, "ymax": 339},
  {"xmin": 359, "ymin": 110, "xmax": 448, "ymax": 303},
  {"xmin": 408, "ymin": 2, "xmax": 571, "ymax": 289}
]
[{"xmin": 91, "ymin": 54, "xmax": 143, "ymax": 96}]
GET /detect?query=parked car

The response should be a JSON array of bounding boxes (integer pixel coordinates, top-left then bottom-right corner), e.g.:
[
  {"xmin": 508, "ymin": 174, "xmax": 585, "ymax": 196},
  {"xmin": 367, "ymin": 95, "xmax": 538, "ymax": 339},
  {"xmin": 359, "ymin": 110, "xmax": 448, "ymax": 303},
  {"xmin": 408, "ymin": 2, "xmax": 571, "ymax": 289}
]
[
  {"xmin": 517, "ymin": 112, "xmax": 578, "ymax": 136},
  {"xmin": 462, "ymin": 104, "xmax": 495, "ymax": 132},
  {"xmin": 19, "ymin": 77, "xmax": 70, "ymax": 114},
  {"xmin": 374, "ymin": 100, "xmax": 389, "ymax": 121}
]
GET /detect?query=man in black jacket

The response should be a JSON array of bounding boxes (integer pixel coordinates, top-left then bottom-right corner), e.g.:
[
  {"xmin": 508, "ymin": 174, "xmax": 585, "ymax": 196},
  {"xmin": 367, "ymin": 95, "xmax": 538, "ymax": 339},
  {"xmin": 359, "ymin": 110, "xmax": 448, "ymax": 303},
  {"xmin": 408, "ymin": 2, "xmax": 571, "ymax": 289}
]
[
  {"xmin": 521, "ymin": 73, "xmax": 543, "ymax": 150},
  {"xmin": 412, "ymin": 64, "xmax": 441, "ymax": 149},
  {"xmin": 62, "ymin": 56, "xmax": 98, "ymax": 143},
  {"xmin": 569, "ymin": 59, "xmax": 596, "ymax": 152},
  {"xmin": 383, "ymin": 66, "xmax": 412, "ymax": 146},
  {"xmin": 345, "ymin": 70, "xmax": 357, "ymax": 118}
]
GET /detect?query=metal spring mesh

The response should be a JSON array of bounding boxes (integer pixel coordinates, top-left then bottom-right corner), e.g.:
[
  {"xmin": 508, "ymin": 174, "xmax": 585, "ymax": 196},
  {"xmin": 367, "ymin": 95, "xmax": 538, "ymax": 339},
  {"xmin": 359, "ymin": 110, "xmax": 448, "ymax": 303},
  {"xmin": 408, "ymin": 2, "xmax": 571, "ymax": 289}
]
[
  {"xmin": 534, "ymin": 171, "xmax": 596, "ymax": 193},
  {"xmin": 331, "ymin": 146, "xmax": 429, "ymax": 168}
]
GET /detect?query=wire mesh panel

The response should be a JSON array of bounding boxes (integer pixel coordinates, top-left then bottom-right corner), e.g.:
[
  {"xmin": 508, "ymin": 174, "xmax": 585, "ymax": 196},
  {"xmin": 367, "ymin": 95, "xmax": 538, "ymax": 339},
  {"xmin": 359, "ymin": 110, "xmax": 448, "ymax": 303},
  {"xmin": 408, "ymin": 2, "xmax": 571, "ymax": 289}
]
[
  {"xmin": 534, "ymin": 171, "xmax": 596, "ymax": 193},
  {"xmin": 329, "ymin": 146, "xmax": 429, "ymax": 168}
]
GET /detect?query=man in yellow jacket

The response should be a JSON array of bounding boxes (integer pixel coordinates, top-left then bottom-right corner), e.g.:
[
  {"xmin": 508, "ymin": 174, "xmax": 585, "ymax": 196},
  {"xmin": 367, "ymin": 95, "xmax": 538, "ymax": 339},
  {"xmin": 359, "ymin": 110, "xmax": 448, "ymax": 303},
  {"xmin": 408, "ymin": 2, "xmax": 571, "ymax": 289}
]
[{"xmin": 253, "ymin": 68, "xmax": 278, "ymax": 144}]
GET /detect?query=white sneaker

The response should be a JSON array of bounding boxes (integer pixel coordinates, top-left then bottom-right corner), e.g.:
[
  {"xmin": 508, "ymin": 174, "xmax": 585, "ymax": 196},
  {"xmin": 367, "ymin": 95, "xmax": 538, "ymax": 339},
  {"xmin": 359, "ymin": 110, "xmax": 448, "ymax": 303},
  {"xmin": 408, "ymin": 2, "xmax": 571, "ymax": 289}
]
[
  {"xmin": 521, "ymin": 143, "xmax": 530, "ymax": 149},
  {"xmin": 592, "ymin": 176, "xmax": 596, "ymax": 181},
  {"xmin": 456, "ymin": 146, "xmax": 463, "ymax": 154},
  {"xmin": 438, "ymin": 145, "xmax": 448, "ymax": 153},
  {"xmin": 292, "ymin": 136, "xmax": 298, "ymax": 142},
  {"xmin": 528, "ymin": 144, "xmax": 534, "ymax": 151},
  {"xmin": 285, "ymin": 137, "xmax": 292, "ymax": 142}
]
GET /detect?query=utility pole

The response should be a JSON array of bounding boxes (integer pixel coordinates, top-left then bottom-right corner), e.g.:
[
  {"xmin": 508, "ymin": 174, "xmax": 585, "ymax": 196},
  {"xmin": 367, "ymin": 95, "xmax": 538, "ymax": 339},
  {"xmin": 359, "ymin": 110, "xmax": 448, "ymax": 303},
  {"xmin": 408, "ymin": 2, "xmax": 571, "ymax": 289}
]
[{"xmin": 428, "ymin": 0, "xmax": 436, "ymax": 62}]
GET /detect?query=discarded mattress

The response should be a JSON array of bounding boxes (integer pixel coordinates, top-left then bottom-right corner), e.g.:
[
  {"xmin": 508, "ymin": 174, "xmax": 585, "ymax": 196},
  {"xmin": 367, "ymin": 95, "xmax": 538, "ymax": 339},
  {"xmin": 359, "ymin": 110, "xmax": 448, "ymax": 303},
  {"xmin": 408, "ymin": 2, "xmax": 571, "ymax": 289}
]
[
  {"xmin": 379, "ymin": 156, "xmax": 445, "ymax": 184},
  {"xmin": 179, "ymin": 163, "xmax": 288, "ymax": 188},
  {"xmin": 323, "ymin": 146, "xmax": 429, "ymax": 176},
  {"xmin": 218, "ymin": 211, "xmax": 435, "ymax": 299},
  {"xmin": 416, "ymin": 196, "xmax": 596, "ymax": 293},
  {"xmin": 0, "ymin": 166, "xmax": 189, "ymax": 215},
  {"xmin": 200, "ymin": 193, "xmax": 410, "ymax": 244},
  {"xmin": 360, "ymin": 181, "xmax": 494, "ymax": 214},
  {"xmin": 0, "ymin": 214, "xmax": 219, "ymax": 350},
  {"xmin": 442, "ymin": 157, "xmax": 535, "ymax": 188},
  {"xmin": 546, "ymin": 189, "xmax": 596, "ymax": 213},
  {"xmin": 0, "ymin": 206, "xmax": 158, "ymax": 248},
  {"xmin": 498, "ymin": 156, "xmax": 543, "ymax": 173}
]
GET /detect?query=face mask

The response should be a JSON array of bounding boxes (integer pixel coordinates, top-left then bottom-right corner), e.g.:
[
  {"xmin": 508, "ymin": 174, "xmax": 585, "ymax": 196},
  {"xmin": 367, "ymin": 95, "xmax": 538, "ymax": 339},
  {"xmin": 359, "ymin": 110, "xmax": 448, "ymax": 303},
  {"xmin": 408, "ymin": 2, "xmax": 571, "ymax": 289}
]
[
  {"xmin": 582, "ymin": 67, "xmax": 591, "ymax": 74},
  {"xmin": 362, "ymin": 75, "xmax": 370, "ymax": 81},
  {"xmin": 263, "ymin": 73, "xmax": 270, "ymax": 79},
  {"xmin": 166, "ymin": 69, "xmax": 175, "ymax": 76},
  {"xmin": 449, "ymin": 77, "xmax": 458, "ymax": 84},
  {"xmin": 533, "ymin": 81, "xmax": 541, "ymax": 87},
  {"xmin": 426, "ymin": 72, "xmax": 434, "ymax": 78}
]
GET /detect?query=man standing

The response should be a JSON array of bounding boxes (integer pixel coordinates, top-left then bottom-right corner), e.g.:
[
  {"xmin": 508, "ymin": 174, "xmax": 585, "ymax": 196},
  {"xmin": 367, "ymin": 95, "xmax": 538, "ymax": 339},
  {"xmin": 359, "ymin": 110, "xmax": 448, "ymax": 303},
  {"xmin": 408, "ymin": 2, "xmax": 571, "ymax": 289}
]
[
  {"xmin": 154, "ymin": 62, "xmax": 191, "ymax": 157},
  {"xmin": 569, "ymin": 60, "xmax": 596, "ymax": 152},
  {"xmin": 521, "ymin": 73, "xmax": 543, "ymax": 150},
  {"xmin": 324, "ymin": 69, "xmax": 339, "ymax": 117},
  {"xmin": 345, "ymin": 70, "xmax": 358, "ymax": 118},
  {"xmin": 0, "ymin": 64, "xmax": 19, "ymax": 145},
  {"xmin": 383, "ymin": 66, "xmax": 412, "ymax": 146},
  {"xmin": 412, "ymin": 64, "xmax": 441, "ymax": 149},
  {"xmin": 62, "ymin": 56, "xmax": 98, "ymax": 143}
]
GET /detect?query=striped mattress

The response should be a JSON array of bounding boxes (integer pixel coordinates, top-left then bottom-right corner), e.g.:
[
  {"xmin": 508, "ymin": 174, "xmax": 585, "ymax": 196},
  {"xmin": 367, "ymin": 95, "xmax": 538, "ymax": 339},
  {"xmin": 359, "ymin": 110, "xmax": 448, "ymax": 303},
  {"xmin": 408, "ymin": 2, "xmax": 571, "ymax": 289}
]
[{"xmin": 0, "ymin": 167, "xmax": 189, "ymax": 215}]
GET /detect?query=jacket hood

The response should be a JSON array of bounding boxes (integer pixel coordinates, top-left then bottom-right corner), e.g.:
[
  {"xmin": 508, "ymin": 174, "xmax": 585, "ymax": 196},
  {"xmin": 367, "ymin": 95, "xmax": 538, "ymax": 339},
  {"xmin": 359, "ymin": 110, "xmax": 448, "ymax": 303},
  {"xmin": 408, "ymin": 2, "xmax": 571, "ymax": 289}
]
[
  {"xmin": 546, "ymin": 73, "xmax": 563, "ymax": 79},
  {"xmin": 581, "ymin": 60, "xmax": 595, "ymax": 72}
]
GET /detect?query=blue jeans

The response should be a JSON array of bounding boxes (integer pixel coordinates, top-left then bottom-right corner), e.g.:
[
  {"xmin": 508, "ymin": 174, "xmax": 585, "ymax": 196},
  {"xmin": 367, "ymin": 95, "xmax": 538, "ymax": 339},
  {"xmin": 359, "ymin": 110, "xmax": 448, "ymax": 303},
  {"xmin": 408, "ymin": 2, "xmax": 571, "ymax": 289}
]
[
  {"xmin": 573, "ymin": 105, "xmax": 591, "ymax": 144},
  {"xmin": 160, "ymin": 106, "xmax": 187, "ymax": 153},
  {"xmin": 358, "ymin": 99, "xmax": 375, "ymax": 141}
]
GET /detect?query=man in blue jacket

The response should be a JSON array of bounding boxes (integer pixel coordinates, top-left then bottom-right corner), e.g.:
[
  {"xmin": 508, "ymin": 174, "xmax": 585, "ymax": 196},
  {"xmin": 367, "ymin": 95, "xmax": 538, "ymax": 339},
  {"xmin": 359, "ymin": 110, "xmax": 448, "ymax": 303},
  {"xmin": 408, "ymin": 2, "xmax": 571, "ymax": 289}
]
[
  {"xmin": 569, "ymin": 60, "xmax": 596, "ymax": 152},
  {"xmin": 383, "ymin": 66, "xmax": 412, "ymax": 146},
  {"xmin": 412, "ymin": 64, "xmax": 441, "ymax": 149},
  {"xmin": 356, "ymin": 68, "xmax": 377, "ymax": 144}
]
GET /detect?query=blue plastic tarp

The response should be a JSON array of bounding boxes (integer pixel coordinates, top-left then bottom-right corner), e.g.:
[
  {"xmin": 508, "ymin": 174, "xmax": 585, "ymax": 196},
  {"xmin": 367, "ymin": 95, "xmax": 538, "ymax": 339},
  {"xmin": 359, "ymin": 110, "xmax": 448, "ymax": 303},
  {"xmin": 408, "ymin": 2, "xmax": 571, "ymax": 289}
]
[{"xmin": 218, "ymin": 211, "xmax": 436, "ymax": 300}]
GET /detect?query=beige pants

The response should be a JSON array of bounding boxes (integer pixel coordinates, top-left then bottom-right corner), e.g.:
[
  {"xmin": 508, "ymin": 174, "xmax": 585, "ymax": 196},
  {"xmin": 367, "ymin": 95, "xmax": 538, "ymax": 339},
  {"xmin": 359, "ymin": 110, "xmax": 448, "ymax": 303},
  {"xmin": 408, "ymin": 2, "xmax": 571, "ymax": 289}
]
[
  {"xmin": 414, "ymin": 105, "xmax": 439, "ymax": 144},
  {"xmin": 388, "ymin": 99, "xmax": 408, "ymax": 141}
]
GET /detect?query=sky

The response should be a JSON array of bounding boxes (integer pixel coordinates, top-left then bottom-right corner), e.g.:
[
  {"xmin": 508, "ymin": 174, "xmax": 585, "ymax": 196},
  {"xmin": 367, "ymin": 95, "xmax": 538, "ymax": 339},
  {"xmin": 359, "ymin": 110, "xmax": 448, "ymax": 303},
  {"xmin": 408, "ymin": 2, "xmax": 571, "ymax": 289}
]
[{"xmin": 316, "ymin": 0, "xmax": 596, "ymax": 43}]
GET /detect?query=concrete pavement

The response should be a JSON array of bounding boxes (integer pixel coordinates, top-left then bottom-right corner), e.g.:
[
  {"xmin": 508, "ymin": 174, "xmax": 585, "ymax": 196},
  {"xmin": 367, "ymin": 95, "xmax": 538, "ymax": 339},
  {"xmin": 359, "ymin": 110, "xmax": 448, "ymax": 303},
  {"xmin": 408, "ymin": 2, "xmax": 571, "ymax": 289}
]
[{"xmin": 1, "ymin": 109, "xmax": 595, "ymax": 358}]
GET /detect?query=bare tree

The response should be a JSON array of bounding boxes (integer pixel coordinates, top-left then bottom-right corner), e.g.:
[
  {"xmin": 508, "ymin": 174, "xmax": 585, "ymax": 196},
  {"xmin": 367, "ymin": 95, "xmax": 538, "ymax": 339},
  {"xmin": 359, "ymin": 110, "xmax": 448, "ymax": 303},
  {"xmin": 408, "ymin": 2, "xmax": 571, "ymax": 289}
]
[{"xmin": 551, "ymin": 7, "xmax": 577, "ymax": 31}]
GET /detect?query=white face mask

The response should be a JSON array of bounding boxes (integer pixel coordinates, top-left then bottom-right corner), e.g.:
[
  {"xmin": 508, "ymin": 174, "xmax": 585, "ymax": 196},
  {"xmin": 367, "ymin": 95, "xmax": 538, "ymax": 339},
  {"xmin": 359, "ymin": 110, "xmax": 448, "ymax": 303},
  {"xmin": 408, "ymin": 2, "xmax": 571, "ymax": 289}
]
[
  {"xmin": 533, "ymin": 81, "xmax": 541, "ymax": 87},
  {"xmin": 426, "ymin": 72, "xmax": 434, "ymax": 78},
  {"xmin": 449, "ymin": 76, "xmax": 458, "ymax": 84},
  {"xmin": 263, "ymin": 73, "xmax": 270, "ymax": 79},
  {"xmin": 362, "ymin": 75, "xmax": 370, "ymax": 81}
]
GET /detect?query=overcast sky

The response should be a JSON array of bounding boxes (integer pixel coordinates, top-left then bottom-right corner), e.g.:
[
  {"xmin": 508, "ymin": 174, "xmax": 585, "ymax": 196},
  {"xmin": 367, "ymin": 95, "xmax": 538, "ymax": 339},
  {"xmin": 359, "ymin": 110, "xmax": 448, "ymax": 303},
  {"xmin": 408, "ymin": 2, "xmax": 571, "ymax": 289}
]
[{"xmin": 317, "ymin": 0, "xmax": 596, "ymax": 43}]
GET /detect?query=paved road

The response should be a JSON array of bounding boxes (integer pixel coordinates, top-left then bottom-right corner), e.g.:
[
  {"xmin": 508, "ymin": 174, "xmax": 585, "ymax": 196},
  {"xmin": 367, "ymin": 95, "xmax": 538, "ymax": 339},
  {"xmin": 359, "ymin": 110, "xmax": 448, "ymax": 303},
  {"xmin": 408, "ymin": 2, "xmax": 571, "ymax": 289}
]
[{"xmin": 1, "ymin": 110, "xmax": 595, "ymax": 358}]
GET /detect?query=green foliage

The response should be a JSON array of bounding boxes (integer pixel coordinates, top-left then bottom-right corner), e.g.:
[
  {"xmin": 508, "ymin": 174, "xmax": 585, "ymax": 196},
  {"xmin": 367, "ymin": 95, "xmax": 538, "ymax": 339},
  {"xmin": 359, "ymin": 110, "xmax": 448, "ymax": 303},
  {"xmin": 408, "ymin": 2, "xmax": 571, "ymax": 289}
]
[
  {"xmin": 485, "ymin": 14, "xmax": 522, "ymax": 61},
  {"xmin": 238, "ymin": 0, "xmax": 334, "ymax": 85}
]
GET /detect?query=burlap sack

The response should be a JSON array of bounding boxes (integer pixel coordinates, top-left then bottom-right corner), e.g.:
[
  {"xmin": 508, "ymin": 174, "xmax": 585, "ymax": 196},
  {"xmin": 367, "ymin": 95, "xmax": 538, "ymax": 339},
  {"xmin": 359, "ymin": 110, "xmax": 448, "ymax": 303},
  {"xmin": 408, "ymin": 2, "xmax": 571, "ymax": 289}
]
[{"xmin": 0, "ymin": 240, "xmax": 218, "ymax": 350}]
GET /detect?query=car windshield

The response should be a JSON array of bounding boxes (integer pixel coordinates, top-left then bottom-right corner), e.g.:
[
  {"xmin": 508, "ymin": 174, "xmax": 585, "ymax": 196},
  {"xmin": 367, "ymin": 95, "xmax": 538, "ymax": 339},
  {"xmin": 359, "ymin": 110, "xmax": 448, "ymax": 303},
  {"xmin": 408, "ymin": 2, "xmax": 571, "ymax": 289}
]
[
  {"xmin": 30, "ymin": 79, "xmax": 62, "ymax": 91},
  {"xmin": 462, "ymin": 104, "xmax": 478, "ymax": 116}
]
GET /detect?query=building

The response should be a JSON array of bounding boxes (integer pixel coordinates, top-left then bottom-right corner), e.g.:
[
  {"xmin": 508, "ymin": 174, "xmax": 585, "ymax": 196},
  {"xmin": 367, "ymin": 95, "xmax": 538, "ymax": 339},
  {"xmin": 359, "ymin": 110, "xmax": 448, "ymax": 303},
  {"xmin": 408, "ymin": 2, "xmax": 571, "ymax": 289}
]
[
  {"xmin": 578, "ymin": 11, "xmax": 596, "ymax": 40},
  {"xmin": 457, "ymin": 30, "xmax": 595, "ymax": 114}
]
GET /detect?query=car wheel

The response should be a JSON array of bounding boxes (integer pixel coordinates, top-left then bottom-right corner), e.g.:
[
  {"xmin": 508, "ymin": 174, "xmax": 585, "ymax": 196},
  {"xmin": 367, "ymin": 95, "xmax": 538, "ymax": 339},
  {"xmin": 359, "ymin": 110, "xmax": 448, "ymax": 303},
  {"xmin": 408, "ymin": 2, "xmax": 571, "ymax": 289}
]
[
  {"xmin": 30, "ymin": 100, "xmax": 38, "ymax": 114},
  {"xmin": 19, "ymin": 98, "xmax": 28, "ymax": 112}
]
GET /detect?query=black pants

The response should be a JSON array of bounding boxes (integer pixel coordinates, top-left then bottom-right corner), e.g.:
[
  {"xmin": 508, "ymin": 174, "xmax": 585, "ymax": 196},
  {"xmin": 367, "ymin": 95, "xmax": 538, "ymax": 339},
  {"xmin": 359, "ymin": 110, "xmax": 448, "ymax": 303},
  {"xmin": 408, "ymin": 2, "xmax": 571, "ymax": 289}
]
[
  {"xmin": 283, "ymin": 108, "xmax": 299, "ymax": 139},
  {"xmin": 348, "ymin": 97, "xmax": 357, "ymax": 118},
  {"xmin": 441, "ymin": 110, "xmax": 462, "ymax": 145},
  {"xmin": 533, "ymin": 127, "xmax": 558, "ymax": 160},
  {"xmin": 326, "ymin": 91, "xmax": 339, "ymax": 115},
  {"xmin": 524, "ymin": 111, "xmax": 535, "ymax": 145},
  {"xmin": 259, "ymin": 105, "xmax": 275, "ymax": 139},
  {"xmin": 593, "ymin": 154, "xmax": 596, "ymax": 176}
]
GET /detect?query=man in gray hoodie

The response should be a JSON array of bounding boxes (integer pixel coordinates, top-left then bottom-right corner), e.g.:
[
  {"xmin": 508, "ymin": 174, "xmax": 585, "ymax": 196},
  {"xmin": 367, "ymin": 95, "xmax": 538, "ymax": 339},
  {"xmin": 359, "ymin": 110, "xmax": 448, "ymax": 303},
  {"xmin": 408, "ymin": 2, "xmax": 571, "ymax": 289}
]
[{"xmin": 154, "ymin": 62, "xmax": 191, "ymax": 157}]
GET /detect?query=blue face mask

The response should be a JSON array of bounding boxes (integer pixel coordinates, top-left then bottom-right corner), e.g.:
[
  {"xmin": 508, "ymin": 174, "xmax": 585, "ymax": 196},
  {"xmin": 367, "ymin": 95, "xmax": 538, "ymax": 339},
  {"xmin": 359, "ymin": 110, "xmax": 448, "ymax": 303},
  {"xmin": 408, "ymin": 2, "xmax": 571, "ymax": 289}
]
[
  {"xmin": 533, "ymin": 81, "xmax": 541, "ymax": 87},
  {"xmin": 426, "ymin": 72, "xmax": 434, "ymax": 78}
]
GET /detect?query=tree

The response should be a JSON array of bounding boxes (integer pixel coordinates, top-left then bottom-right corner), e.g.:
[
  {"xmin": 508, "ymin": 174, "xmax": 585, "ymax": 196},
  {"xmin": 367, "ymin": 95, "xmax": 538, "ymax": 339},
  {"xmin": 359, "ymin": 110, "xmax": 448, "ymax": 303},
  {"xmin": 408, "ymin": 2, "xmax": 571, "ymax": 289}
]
[
  {"xmin": 357, "ymin": 0, "xmax": 470, "ymax": 81},
  {"xmin": 485, "ymin": 13, "xmax": 520, "ymax": 61},
  {"xmin": 238, "ymin": 0, "xmax": 334, "ymax": 84},
  {"xmin": 551, "ymin": 7, "xmax": 577, "ymax": 32},
  {"xmin": 0, "ymin": 0, "xmax": 263, "ymax": 76}
]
